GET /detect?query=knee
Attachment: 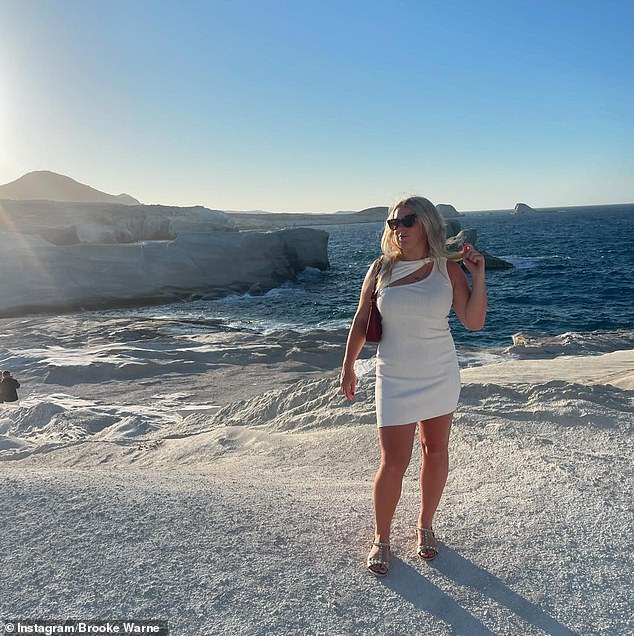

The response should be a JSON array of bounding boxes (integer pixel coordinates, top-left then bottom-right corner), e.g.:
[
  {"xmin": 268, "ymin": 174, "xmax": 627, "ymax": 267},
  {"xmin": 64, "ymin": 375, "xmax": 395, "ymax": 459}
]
[
  {"xmin": 380, "ymin": 455, "xmax": 410, "ymax": 478},
  {"xmin": 421, "ymin": 442, "xmax": 448, "ymax": 460}
]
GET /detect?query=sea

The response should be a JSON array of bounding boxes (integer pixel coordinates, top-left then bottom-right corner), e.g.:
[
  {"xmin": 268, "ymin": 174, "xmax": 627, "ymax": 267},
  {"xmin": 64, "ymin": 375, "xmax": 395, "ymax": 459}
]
[
  {"xmin": 1, "ymin": 205, "xmax": 633, "ymax": 461},
  {"xmin": 100, "ymin": 204, "xmax": 634, "ymax": 356}
]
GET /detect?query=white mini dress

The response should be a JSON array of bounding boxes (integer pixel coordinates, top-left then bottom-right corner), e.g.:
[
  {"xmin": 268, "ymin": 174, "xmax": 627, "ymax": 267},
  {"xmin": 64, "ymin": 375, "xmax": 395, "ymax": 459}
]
[{"xmin": 375, "ymin": 257, "xmax": 460, "ymax": 427}]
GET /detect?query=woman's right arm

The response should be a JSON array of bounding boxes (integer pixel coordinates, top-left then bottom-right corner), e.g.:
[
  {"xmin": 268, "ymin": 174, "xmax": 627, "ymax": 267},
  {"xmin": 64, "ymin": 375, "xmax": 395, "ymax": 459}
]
[{"xmin": 340, "ymin": 263, "xmax": 377, "ymax": 401}]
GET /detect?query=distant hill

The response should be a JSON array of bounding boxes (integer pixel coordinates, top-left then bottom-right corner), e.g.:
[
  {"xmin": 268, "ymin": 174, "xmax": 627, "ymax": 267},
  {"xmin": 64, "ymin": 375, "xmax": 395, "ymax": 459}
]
[
  {"xmin": 0, "ymin": 171, "xmax": 140, "ymax": 205},
  {"xmin": 353, "ymin": 206, "xmax": 389, "ymax": 220},
  {"xmin": 226, "ymin": 204, "xmax": 468, "ymax": 230}
]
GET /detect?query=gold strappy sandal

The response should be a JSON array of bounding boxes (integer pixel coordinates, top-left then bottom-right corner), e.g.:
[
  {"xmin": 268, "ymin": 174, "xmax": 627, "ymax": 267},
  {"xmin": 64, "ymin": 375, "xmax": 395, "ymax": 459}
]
[
  {"xmin": 416, "ymin": 527, "xmax": 438, "ymax": 561},
  {"xmin": 367, "ymin": 541, "xmax": 390, "ymax": 577}
]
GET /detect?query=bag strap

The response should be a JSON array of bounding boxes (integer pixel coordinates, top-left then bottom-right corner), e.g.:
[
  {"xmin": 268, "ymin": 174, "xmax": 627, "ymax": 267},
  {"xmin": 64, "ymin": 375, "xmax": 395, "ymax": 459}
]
[{"xmin": 371, "ymin": 257, "xmax": 382, "ymax": 298}]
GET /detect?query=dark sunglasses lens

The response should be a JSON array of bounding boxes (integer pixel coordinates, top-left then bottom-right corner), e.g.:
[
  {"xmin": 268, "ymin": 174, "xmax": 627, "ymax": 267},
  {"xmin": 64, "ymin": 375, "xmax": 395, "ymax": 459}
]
[{"xmin": 387, "ymin": 213, "xmax": 417, "ymax": 230}]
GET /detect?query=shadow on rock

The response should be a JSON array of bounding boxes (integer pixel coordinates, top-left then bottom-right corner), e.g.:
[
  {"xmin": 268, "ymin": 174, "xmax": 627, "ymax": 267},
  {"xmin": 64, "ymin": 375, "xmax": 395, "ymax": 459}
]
[{"xmin": 382, "ymin": 546, "xmax": 580, "ymax": 635}]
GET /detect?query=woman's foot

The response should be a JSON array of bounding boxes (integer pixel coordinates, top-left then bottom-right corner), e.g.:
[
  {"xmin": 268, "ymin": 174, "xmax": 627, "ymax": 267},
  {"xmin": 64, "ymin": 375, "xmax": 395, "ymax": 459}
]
[
  {"xmin": 416, "ymin": 527, "xmax": 438, "ymax": 561},
  {"xmin": 367, "ymin": 541, "xmax": 390, "ymax": 576}
]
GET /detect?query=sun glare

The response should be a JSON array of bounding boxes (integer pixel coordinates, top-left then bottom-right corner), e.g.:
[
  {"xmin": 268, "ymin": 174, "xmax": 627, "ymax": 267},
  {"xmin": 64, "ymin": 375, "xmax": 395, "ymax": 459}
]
[{"xmin": 0, "ymin": 80, "xmax": 6, "ymax": 140}]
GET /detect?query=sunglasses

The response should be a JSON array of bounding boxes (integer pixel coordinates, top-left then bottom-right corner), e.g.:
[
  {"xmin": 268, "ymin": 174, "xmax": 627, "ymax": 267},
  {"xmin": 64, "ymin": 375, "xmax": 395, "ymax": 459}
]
[{"xmin": 387, "ymin": 213, "xmax": 418, "ymax": 230}]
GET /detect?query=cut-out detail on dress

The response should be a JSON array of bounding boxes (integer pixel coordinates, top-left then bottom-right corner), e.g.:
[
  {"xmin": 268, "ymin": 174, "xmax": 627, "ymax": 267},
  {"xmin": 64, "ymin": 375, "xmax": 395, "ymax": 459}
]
[{"xmin": 388, "ymin": 259, "xmax": 436, "ymax": 288}]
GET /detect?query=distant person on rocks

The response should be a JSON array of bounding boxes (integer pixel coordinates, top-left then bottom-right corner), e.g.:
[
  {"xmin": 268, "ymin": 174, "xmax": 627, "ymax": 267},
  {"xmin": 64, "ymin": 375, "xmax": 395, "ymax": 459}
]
[
  {"xmin": 0, "ymin": 370, "xmax": 21, "ymax": 403},
  {"xmin": 340, "ymin": 196, "xmax": 487, "ymax": 577}
]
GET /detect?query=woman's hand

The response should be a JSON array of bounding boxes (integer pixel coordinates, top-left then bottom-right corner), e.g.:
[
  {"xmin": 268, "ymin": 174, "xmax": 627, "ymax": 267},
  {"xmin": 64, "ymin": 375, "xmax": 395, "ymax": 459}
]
[
  {"xmin": 340, "ymin": 366, "xmax": 356, "ymax": 401},
  {"xmin": 462, "ymin": 242, "xmax": 485, "ymax": 277}
]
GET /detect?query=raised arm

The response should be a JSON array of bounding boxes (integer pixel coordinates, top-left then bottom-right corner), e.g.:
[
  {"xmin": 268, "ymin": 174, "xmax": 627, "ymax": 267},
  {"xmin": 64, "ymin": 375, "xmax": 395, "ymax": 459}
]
[
  {"xmin": 340, "ymin": 261, "xmax": 379, "ymax": 400},
  {"xmin": 447, "ymin": 243, "xmax": 487, "ymax": 331}
]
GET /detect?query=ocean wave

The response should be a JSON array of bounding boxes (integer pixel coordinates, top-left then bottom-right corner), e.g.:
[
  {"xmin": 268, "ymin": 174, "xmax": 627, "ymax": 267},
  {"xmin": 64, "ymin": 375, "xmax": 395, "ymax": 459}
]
[
  {"xmin": 296, "ymin": 266, "xmax": 328, "ymax": 281},
  {"xmin": 502, "ymin": 255, "xmax": 572, "ymax": 269},
  {"xmin": 213, "ymin": 268, "xmax": 326, "ymax": 303},
  {"xmin": 505, "ymin": 330, "xmax": 634, "ymax": 358},
  {"xmin": 456, "ymin": 347, "xmax": 509, "ymax": 368}
]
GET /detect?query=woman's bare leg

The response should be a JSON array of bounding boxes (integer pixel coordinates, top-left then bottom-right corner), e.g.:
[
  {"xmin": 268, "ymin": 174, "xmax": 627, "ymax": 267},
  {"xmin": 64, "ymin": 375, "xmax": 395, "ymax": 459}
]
[
  {"xmin": 417, "ymin": 412, "xmax": 453, "ymax": 530},
  {"xmin": 373, "ymin": 423, "xmax": 416, "ymax": 543}
]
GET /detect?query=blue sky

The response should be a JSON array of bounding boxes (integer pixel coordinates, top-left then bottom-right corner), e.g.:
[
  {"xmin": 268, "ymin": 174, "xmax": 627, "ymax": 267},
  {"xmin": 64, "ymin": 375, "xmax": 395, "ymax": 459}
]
[{"xmin": 1, "ymin": 0, "xmax": 632, "ymax": 212}]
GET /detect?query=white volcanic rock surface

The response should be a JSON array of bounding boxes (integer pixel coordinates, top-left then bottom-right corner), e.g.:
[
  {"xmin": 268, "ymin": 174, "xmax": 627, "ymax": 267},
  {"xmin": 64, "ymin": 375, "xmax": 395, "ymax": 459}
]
[
  {"xmin": 0, "ymin": 313, "xmax": 632, "ymax": 635},
  {"xmin": 514, "ymin": 202, "xmax": 535, "ymax": 214},
  {"xmin": 0, "ymin": 199, "xmax": 236, "ymax": 243},
  {"xmin": 0, "ymin": 227, "xmax": 329, "ymax": 315},
  {"xmin": 436, "ymin": 204, "xmax": 462, "ymax": 218},
  {"xmin": 0, "ymin": 199, "xmax": 329, "ymax": 315}
]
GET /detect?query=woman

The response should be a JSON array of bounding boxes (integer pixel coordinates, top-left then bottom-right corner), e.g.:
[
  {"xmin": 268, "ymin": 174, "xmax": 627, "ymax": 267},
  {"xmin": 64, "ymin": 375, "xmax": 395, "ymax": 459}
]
[{"xmin": 340, "ymin": 196, "xmax": 487, "ymax": 576}]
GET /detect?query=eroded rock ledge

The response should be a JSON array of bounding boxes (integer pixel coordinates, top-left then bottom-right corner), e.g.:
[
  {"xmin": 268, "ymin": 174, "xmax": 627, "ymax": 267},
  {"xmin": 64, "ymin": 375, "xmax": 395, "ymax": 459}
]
[
  {"xmin": 0, "ymin": 199, "xmax": 236, "ymax": 244},
  {"xmin": 0, "ymin": 202, "xmax": 329, "ymax": 316}
]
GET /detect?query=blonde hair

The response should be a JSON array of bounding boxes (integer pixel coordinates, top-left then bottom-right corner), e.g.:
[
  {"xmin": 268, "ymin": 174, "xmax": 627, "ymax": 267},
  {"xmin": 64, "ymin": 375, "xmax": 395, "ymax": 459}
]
[{"xmin": 376, "ymin": 195, "xmax": 461, "ymax": 290}]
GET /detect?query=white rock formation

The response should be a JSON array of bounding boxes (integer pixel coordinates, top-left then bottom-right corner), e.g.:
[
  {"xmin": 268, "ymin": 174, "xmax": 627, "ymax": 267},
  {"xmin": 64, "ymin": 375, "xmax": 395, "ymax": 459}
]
[
  {"xmin": 436, "ymin": 203, "xmax": 462, "ymax": 218},
  {"xmin": 0, "ymin": 200, "xmax": 236, "ymax": 244},
  {"xmin": 513, "ymin": 202, "xmax": 535, "ymax": 215},
  {"xmin": 0, "ymin": 228, "xmax": 329, "ymax": 315}
]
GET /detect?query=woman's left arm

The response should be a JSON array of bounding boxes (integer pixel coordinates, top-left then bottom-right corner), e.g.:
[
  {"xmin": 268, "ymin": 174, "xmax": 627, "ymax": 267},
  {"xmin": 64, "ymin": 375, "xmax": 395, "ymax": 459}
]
[{"xmin": 447, "ymin": 243, "xmax": 487, "ymax": 330}]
